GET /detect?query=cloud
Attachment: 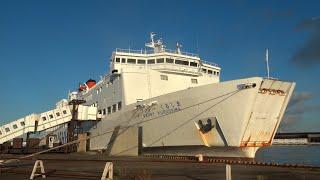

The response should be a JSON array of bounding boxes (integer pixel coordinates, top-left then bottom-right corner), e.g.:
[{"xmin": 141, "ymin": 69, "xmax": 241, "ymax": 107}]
[
  {"xmin": 291, "ymin": 17, "xmax": 320, "ymax": 67},
  {"xmin": 287, "ymin": 92, "xmax": 313, "ymax": 109},
  {"xmin": 280, "ymin": 92, "xmax": 318, "ymax": 131}
]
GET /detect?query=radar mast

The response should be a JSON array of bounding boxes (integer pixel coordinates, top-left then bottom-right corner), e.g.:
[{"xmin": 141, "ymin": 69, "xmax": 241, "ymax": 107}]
[{"xmin": 145, "ymin": 32, "xmax": 165, "ymax": 53}]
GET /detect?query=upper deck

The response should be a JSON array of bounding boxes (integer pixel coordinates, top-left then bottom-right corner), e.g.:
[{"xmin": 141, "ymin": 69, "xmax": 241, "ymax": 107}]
[
  {"xmin": 110, "ymin": 49, "xmax": 220, "ymax": 78},
  {"xmin": 109, "ymin": 33, "xmax": 221, "ymax": 78}
]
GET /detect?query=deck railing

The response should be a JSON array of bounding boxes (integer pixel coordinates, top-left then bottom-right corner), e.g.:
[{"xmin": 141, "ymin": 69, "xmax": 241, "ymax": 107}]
[
  {"xmin": 114, "ymin": 48, "xmax": 219, "ymax": 67},
  {"xmin": 115, "ymin": 48, "xmax": 199, "ymax": 57}
]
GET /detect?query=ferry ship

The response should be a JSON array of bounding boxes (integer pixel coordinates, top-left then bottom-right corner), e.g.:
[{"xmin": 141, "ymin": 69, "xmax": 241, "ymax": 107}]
[{"xmin": 0, "ymin": 33, "xmax": 295, "ymax": 158}]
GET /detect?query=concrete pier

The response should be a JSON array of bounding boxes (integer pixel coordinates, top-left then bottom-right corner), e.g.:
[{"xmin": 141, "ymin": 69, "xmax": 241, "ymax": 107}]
[{"xmin": 0, "ymin": 154, "xmax": 319, "ymax": 180}]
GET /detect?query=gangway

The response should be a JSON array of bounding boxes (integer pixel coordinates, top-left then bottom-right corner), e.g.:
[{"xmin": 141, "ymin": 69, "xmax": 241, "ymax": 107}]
[{"xmin": 0, "ymin": 104, "xmax": 97, "ymax": 144}]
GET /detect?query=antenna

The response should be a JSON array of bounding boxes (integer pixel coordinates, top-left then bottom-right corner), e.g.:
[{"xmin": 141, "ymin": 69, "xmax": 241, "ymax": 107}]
[
  {"xmin": 176, "ymin": 42, "xmax": 182, "ymax": 54},
  {"xmin": 266, "ymin": 49, "xmax": 270, "ymax": 78},
  {"xmin": 196, "ymin": 33, "xmax": 199, "ymax": 55}
]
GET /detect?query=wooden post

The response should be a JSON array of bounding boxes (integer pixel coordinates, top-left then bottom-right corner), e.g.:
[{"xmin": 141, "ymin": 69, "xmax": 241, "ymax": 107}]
[
  {"xmin": 101, "ymin": 162, "xmax": 113, "ymax": 180},
  {"xmin": 30, "ymin": 160, "xmax": 46, "ymax": 179}
]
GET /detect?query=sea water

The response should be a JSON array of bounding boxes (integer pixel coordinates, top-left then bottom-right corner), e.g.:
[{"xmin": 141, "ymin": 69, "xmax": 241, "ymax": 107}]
[{"xmin": 255, "ymin": 145, "xmax": 320, "ymax": 166}]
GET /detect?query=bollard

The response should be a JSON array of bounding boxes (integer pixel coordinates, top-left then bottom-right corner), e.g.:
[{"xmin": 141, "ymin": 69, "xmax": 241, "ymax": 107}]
[
  {"xmin": 195, "ymin": 154, "xmax": 203, "ymax": 162},
  {"xmin": 101, "ymin": 162, "xmax": 113, "ymax": 180},
  {"xmin": 30, "ymin": 160, "xmax": 46, "ymax": 179},
  {"xmin": 226, "ymin": 164, "xmax": 232, "ymax": 180}
]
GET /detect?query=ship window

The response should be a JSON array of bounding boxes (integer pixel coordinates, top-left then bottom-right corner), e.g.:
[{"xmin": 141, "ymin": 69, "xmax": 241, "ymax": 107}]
[
  {"xmin": 49, "ymin": 114, "xmax": 54, "ymax": 119},
  {"xmin": 112, "ymin": 104, "xmax": 117, "ymax": 113},
  {"xmin": 13, "ymin": 124, "xmax": 18, "ymax": 129},
  {"xmin": 107, "ymin": 106, "xmax": 111, "ymax": 114},
  {"xmin": 115, "ymin": 58, "xmax": 120, "ymax": 63},
  {"xmin": 175, "ymin": 60, "xmax": 189, "ymax": 66},
  {"xmin": 118, "ymin": 102, "xmax": 122, "ymax": 111},
  {"xmin": 138, "ymin": 59, "xmax": 146, "ymax": 64},
  {"xmin": 147, "ymin": 59, "xmax": 155, "ymax": 64},
  {"xmin": 20, "ymin": 122, "xmax": 25, "ymax": 126},
  {"xmin": 166, "ymin": 58, "xmax": 174, "ymax": 63},
  {"xmin": 202, "ymin": 68, "xmax": 207, "ymax": 73},
  {"xmin": 56, "ymin": 112, "xmax": 60, "ymax": 117},
  {"xmin": 5, "ymin": 127, "xmax": 10, "ymax": 132},
  {"xmin": 217, "ymin": 71, "xmax": 220, "ymax": 76},
  {"xmin": 121, "ymin": 58, "xmax": 126, "ymax": 63},
  {"xmin": 190, "ymin": 62, "xmax": 198, "ymax": 67},
  {"xmin": 0, "ymin": 130, "xmax": 2, "ymax": 135},
  {"xmin": 42, "ymin": 116, "xmax": 47, "ymax": 121},
  {"xmin": 98, "ymin": 110, "xmax": 102, "ymax": 115},
  {"xmin": 208, "ymin": 70, "xmax": 213, "ymax": 74},
  {"xmin": 127, "ymin": 59, "xmax": 136, "ymax": 64},
  {"xmin": 156, "ymin": 58, "xmax": 164, "ymax": 63},
  {"xmin": 191, "ymin": 78, "xmax": 198, "ymax": 84},
  {"xmin": 63, "ymin": 110, "xmax": 67, "ymax": 114},
  {"xmin": 213, "ymin": 71, "xmax": 216, "ymax": 75},
  {"xmin": 103, "ymin": 109, "xmax": 106, "ymax": 115},
  {"xmin": 160, "ymin": 75, "xmax": 168, "ymax": 81}
]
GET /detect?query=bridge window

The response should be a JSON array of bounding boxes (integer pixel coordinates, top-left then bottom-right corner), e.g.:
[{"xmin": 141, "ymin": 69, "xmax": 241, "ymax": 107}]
[
  {"xmin": 42, "ymin": 116, "xmax": 47, "ymax": 121},
  {"xmin": 138, "ymin": 59, "xmax": 146, "ymax": 64},
  {"xmin": 118, "ymin": 102, "xmax": 122, "ymax": 111},
  {"xmin": 213, "ymin": 71, "xmax": 216, "ymax": 75},
  {"xmin": 156, "ymin": 58, "xmax": 164, "ymax": 63},
  {"xmin": 112, "ymin": 104, "xmax": 117, "ymax": 113},
  {"xmin": 121, "ymin": 58, "xmax": 126, "ymax": 63},
  {"xmin": 208, "ymin": 70, "xmax": 213, "ymax": 74},
  {"xmin": 115, "ymin": 58, "xmax": 120, "ymax": 63},
  {"xmin": 13, "ymin": 124, "xmax": 18, "ymax": 129},
  {"xmin": 63, "ymin": 110, "xmax": 67, "ymax": 114},
  {"xmin": 190, "ymin": 62, "xmax": 198, "ymax": 67},
  {"xmin": 175, "ymin": 60, "xmax": 189, "ymax": 66},
  {"xmin": 147, "ymin": 59, "xmax": 155, "ymax": 64},
  {"xmin": 56, "ymin": 112, "xmax": 60, "ymax": 117},
  {"xmin": 202, "ymin": 68, "xmax": 207, "ymax": 73},
  {"xmin": 217, "ymin": 71, "xmax": 220, "ymax": 76},
  {"xmin": 98, "ymin": 110, "xmax": 102, "ymax": 115},
  {"xmin": 191, "ymin": 78, "xmax": 198, "ymax": 84},
  {"xmin": 5, "ymin": 127, "xmax": 10, "ymax": 132},
  {"xmin": 166, "ymin": 58, "xmax": 174, "ymax": 63},
  {"xmin": 160, "ymin": 75, "xmax": 168, "ymax": 81},
  {"xmin": 107, "ymin": 106, "xmax": 111, "ymax": 114},
  {"xmin": 103, "ymin": 109, "xmax": 106, "ymax": 115},
  {"xmin": 49, "ymin": 114, "xmax": 54, "ymax": 119},
  {"xmin": 0, "ymin": 130, "xmax": 2, "ymax": 135},
  {"xmin": 127, "ymin": 59, "xmax": 136, "ymax": 64},
  {"xmin": 20, "ymin": 122, "xmax": 25, "ymax": 126}
]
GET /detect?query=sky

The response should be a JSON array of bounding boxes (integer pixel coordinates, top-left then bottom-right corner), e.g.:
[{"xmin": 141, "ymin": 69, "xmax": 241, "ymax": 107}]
[{"xmin": 0, "ymin": 0, "xmax": 319, "ymax": 132}]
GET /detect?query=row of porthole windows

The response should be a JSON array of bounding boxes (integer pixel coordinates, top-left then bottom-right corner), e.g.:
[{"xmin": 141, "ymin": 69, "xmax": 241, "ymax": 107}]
[
  {"xmin": 202, "ymin": 68, "xmax": 220, "ymax": 76},
  {"xmin": 0, "ymin": 121, "xmax": 26, "ymax": 135},
  {"xmin": 41, "ymin": 110, "xmax": 68, "ymax": 121},
  {"xmin": 113, "ymin": 57, "xmax": 199, "ymax": 67},
  {"xmin": 98, "ymin": 102, "xmax": 122, "ymax": 116},
  {"xmin": 160, "ymin": 75, "xmax": 198, "ymax": 84}
]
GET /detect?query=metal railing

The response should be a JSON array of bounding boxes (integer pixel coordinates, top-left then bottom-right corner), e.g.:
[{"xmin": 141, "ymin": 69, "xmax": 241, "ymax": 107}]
[
  {"xmin": 200, "ymin": 60, "xmax": 219, "ymax": 67},
  {"xmin": 114, "ymin": 48, "xmax": 219, "ymax": 67},
  {"xmin": 115, "ymin": 48, "xmax": 199, "ymax": 57}
]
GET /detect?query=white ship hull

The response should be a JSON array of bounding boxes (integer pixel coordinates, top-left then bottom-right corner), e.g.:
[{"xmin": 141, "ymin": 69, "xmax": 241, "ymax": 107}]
[{"xmin": 89, "ymin": 77, "xmax": 295, "ymax": 158}]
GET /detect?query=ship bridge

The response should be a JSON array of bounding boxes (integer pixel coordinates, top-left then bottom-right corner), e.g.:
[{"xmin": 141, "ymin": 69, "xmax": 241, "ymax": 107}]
[
  {"xmin": 110, "ymin": 33, "xmax": 221, "ymax": 79},
  {"xmin": 111, "ymin": 48, "xmax": 220, "ymax": 77}
]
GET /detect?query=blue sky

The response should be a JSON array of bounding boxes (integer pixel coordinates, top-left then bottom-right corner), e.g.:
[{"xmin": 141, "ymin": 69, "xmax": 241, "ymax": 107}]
[{"xmin": 0, "ymin": 0, "xmax": 319, "ymax": 132}]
